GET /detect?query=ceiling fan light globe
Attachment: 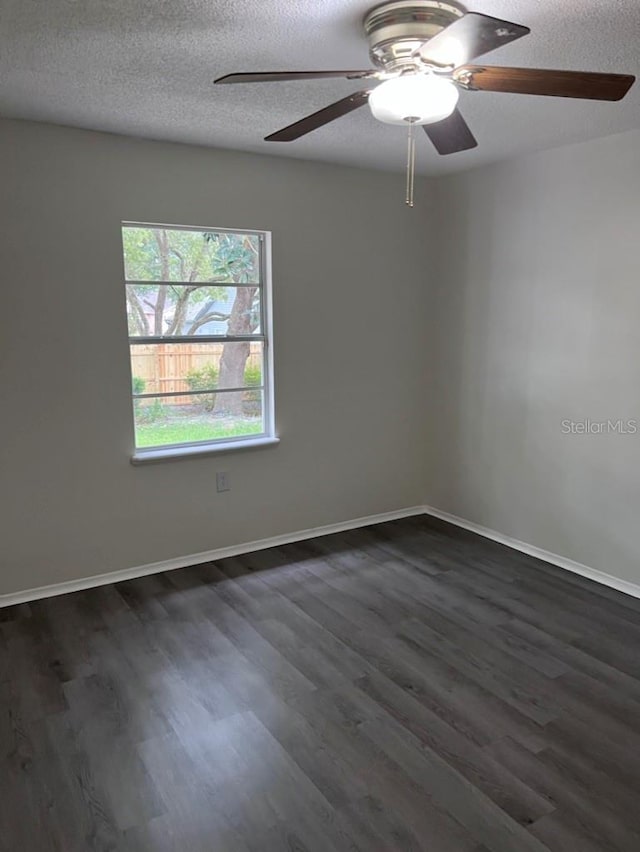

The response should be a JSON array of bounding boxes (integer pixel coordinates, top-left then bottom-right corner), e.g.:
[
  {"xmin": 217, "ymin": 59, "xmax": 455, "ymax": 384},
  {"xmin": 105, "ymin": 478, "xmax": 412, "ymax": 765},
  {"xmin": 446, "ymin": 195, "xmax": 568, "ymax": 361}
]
[{"xmin": 369, "ymin": 75, "xmax": 459, "ymax": 125}]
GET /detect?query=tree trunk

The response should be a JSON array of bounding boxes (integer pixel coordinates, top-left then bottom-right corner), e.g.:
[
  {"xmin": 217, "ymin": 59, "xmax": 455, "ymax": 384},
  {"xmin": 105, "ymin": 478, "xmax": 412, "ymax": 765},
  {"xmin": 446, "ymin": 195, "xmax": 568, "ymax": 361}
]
[
  {"xmin": 126, "ymin": 288, "xmax": 150, "ymax": 335},
  {"xmin": 215, "ymin": 287, "xmax": 257, "ymax": 416},
  {"xmin": 154, "ymin": 230, "xmax": 170, "ymax": 335}
]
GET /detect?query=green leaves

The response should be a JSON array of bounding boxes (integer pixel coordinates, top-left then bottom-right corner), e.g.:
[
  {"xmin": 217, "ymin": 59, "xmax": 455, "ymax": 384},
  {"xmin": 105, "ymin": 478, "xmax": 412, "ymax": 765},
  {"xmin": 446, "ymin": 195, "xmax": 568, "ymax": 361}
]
[{"xmin": 122, "ymin": 227, "xmax": 259, "ymax": 284}]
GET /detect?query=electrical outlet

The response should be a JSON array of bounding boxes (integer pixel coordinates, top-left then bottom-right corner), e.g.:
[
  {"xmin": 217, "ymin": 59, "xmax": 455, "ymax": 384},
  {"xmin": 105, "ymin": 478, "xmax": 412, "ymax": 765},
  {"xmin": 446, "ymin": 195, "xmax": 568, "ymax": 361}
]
[{"xmin": 216, "ymin": 471, "xmax": 230, "ymax": 493}]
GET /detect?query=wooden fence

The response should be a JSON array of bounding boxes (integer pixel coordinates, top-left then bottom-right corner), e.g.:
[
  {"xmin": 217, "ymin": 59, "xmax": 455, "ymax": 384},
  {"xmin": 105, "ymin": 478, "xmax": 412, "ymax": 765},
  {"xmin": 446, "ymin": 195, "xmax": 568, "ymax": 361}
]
[{"xmin": 131, "ymin": 342, "xmax": 262, "ymax": 404}]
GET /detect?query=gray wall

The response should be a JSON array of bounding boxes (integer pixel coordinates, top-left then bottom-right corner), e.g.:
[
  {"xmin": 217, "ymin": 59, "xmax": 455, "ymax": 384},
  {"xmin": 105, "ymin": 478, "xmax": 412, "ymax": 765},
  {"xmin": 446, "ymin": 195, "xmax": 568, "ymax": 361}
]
[
  {"xmin": 0, "ymin": 118, "xmax": 432, "ymax": 596},
  {"xmin": 4, "ymin": 116, "xmax": 640, "ymax": 598},
  {"xmin": 428, "ymin": 128, "xmax": 640, "ymax": 586}
]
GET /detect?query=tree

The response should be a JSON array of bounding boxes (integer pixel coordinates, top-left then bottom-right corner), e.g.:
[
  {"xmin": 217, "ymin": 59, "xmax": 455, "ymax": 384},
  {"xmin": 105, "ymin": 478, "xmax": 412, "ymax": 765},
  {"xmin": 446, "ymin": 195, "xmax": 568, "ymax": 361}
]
[{"xmin": 124, "ymin": 227, "xmax": 261, "ymax": 415}]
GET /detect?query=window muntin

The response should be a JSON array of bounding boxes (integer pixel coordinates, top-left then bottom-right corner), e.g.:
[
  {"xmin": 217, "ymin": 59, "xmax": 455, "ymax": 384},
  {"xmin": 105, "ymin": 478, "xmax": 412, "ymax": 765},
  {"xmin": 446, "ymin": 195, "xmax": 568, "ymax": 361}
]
[{"xmin": 123, "ymin": 223, "xmax": 272, "ymax": 453}]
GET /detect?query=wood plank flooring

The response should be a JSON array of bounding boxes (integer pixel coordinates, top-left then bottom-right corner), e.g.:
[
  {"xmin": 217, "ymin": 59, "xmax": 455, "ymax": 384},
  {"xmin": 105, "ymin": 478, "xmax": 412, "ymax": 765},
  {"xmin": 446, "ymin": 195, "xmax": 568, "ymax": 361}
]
[{"xmin": 2, "ymin": 514, "xmax": 640, "ymax": 851}]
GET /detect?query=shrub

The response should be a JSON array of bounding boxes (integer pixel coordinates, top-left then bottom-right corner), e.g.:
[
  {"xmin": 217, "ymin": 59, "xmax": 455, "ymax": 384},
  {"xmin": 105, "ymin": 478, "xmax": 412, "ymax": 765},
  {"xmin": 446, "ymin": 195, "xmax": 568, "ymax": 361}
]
[
  {"xmin": 184, "ymin": 360, "xmax": 262, "ymax": 416},
  {"xmin": 244, "ymin": 363, "xmax": 262, "ymax": 386},
  {"xmin": 132, "ymin": 376, "xmax": 146, "ymax": 416},
  {"xmin": 243, "ymin": 362, "xmax": 262, "ymax": 415},
  {"xmin": 132, "ymin": 376, "xmax": 166, "ymax": 423},
  {"xmin": 137, "ymin": 398, "xmax": 166, "ymax": 424},
  {"xmin": 132, "ymin": 375, "xmax": 146, "ymax": 395},
  {"xmin": 185, "ymin": 363, "xmax": 219, "ymax": 411}
]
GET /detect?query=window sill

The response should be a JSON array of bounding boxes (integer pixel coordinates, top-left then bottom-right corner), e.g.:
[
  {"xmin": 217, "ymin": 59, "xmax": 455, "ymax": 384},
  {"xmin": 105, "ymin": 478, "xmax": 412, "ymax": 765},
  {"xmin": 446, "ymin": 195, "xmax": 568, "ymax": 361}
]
[{"xmin": 131, "ymin": 436, "xmax": 280, "ymax": 465}]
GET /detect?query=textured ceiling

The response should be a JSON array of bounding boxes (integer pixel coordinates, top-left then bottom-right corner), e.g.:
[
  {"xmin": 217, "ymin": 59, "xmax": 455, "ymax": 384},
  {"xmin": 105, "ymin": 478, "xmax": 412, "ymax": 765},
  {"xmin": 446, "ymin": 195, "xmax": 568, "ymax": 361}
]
[{"xmin": 1, "ymin": 0, "xmax": 639, "ymax": 175}]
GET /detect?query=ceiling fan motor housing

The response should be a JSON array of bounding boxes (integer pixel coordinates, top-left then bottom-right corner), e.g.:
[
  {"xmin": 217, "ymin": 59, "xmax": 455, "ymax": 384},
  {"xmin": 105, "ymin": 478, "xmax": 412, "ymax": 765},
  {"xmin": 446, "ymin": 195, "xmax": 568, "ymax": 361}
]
[{"xmin": 363, "ymin": 0, "xmax": 464, "ymax": 71}]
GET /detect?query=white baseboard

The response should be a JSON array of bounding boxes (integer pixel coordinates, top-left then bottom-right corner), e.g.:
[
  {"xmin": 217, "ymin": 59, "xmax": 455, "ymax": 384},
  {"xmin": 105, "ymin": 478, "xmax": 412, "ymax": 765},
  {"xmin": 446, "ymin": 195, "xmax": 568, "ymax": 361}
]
[
  {"xmin": 422, "ymin": 504, "xmax": 640, "ymax": 601},
  {"xmin": 5, "ymin": 502, "xmax": 639, "ymax": 608},
  {"xmin": 0, "ymin": 505, "xmax": 425, "ymax": 608}
]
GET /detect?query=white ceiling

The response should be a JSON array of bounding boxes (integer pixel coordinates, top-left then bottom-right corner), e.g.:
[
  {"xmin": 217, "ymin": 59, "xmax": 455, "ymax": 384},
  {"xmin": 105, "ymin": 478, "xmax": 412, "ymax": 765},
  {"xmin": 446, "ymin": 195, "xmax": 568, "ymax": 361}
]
[{"xmin": 1, "ymin": 0, "xmax": 639, "ymax": 175}]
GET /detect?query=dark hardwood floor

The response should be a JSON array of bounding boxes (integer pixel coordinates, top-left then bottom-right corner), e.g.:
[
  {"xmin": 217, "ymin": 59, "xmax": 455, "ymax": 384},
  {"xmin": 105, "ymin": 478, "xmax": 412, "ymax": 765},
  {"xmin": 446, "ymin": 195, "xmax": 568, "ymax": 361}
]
[{"xmin": 2, "ymin": 514, "xmax": 640, "ymax": 851}]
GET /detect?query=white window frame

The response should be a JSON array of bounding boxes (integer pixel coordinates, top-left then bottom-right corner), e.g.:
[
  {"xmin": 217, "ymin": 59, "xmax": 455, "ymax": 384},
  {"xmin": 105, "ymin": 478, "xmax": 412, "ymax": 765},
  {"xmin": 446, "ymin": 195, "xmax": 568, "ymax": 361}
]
[{"xmin": 123, "ymin": 221, "xmax": 277, "ymax": 464}]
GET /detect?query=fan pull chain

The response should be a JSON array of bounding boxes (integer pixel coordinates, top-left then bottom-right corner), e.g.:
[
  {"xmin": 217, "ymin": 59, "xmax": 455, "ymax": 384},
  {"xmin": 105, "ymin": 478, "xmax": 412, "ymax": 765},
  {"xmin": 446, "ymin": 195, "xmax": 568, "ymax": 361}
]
[{"xmin": 405, "ymin": 118, "xmax": 417, "ymax": 207}]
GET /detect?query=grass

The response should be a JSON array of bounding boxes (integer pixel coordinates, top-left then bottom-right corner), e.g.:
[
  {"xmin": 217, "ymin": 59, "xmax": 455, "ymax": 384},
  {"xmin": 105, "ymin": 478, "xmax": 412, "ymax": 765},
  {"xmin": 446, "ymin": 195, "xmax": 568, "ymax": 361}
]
[{"xmin": 136, "ymin": 419, "xmax": 262, "ymax": 448}]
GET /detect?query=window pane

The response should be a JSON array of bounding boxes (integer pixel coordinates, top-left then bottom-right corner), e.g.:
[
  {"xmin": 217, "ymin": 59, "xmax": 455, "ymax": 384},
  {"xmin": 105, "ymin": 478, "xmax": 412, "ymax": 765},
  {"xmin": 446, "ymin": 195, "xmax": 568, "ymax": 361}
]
[
  {"xmin": 134, "ymin": 391, "xmax": 264, "ymax": 449},
  {"xmin": 122, "ymin": 226, "xmax": 260, "ymax": 284},
  {"xmin": 126, "ymin": 285, "xmax": 261, "ymax": 337},
  {"xmin": 130, "ymin": 342, "xmax": 263, "ymax": 395}
]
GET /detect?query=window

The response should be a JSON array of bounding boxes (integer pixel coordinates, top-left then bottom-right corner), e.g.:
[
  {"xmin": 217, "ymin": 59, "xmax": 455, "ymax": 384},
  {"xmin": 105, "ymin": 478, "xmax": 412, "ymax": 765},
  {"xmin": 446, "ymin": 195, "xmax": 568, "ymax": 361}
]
[{"xmin": 122, "ymin": 222, "xmax": 275, "ymax": 459}]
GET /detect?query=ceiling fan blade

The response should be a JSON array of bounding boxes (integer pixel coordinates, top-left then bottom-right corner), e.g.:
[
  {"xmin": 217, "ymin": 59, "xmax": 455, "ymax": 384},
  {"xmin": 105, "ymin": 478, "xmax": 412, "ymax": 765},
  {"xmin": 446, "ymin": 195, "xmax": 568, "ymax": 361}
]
[
  {"xmin": 264, "ymin": 91, "xmax": 371, "ymax": 141},
  {"xmin": 423, "ymin": 109, "xmax": 478, "ymax": 155},
  {"xmin": 454, "ymin": 65, "xmax": 636, "ymax": 101},
  {"xmin": 417, "ymin": 12, "xmax": 530, "ymax": 67},
  {"xmin": 215, "ymin": 70, "xmax": 375, "ymax": 84}
]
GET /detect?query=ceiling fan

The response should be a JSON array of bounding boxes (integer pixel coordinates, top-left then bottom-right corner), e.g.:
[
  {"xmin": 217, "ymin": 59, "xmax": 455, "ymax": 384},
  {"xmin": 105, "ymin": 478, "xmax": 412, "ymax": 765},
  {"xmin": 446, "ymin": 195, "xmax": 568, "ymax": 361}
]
[{"xmin": 215, "ymin": 1, "xmax": 635, "ymax": 205}]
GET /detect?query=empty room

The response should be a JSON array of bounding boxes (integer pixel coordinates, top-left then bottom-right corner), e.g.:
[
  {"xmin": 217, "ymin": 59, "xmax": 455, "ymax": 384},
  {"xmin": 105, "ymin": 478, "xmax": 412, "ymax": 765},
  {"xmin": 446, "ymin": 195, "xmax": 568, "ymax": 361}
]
[{"xmin": 2, "ymin": 0, "xmax": 640, "ymax": 850}]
